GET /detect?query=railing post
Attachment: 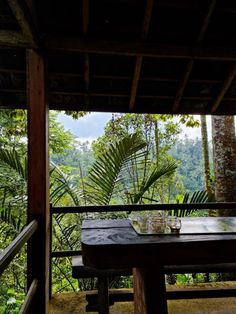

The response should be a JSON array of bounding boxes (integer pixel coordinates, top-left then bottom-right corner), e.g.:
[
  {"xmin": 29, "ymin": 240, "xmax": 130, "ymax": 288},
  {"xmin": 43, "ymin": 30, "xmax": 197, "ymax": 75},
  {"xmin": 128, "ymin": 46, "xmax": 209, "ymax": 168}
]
[
  {"xmin": 27, "ymin": 49, "xmax": 49, "ymax": 314},
  {"xmin": 49, "ymin": 203, "xmax": 52, "ymax": 299}
]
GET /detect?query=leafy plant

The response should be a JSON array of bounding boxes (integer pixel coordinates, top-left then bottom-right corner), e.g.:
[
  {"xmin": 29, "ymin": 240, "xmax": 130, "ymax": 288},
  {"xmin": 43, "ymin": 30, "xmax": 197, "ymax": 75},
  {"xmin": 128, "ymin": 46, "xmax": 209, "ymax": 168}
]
[
  {"xmin": 169, "ymin": 190, "xmax": 215, "ymax": 217},
  {"xmin": 85, "ymin": 133, "xmax": 147, "ymax": 205},
  {"xmin": 85, "ymin": 133, "xmax": 177, "ymax": 205}
]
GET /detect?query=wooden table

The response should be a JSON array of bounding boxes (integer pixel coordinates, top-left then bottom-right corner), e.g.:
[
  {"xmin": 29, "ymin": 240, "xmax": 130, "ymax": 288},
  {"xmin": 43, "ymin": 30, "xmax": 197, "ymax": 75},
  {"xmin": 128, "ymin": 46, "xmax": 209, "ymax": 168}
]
[{"xmin": 81, "ymin": 217, "xmax": 236, "ymax": 314}]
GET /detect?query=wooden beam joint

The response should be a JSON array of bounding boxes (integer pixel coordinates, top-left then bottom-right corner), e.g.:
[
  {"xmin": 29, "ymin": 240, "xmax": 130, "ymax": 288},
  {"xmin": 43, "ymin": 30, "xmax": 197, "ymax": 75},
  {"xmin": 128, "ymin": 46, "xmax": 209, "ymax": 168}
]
[{"xmin": 7, "ymin": 0, "xmax": 38, "ymax": 47}]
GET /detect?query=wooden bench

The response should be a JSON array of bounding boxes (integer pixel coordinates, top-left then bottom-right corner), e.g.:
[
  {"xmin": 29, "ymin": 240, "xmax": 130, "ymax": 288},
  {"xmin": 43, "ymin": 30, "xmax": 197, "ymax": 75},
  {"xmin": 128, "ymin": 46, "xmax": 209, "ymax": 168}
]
[
  {"xmin": 72, "ymin": 255, "xmax": 131, "ymax": 313},
  {"xmin": 72, "ymin": 255, "xmax": 236, "ymax": 313}
]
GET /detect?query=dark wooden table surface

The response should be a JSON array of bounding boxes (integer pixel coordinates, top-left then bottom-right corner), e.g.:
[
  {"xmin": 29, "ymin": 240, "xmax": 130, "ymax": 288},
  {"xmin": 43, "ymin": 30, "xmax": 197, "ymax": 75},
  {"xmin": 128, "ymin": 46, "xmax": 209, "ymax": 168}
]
[{"xmin": 81, "ymin": 218, "xmax": 236, "ymax": 314}]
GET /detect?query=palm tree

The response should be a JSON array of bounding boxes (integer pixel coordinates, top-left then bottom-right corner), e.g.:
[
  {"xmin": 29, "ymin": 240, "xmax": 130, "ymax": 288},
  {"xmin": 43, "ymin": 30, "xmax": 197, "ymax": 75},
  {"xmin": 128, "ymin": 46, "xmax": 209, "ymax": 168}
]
[{"xmin": 85, "ymin": 133, "xmax": 177, "ymax": 205}]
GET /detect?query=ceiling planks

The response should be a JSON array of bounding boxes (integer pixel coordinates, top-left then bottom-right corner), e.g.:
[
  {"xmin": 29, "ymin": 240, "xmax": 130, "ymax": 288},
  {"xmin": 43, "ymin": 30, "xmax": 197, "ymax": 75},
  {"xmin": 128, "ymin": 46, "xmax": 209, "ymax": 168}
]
[{"xmin": 1, "ymin": 0, "xmax": 236, "ymax": 114}]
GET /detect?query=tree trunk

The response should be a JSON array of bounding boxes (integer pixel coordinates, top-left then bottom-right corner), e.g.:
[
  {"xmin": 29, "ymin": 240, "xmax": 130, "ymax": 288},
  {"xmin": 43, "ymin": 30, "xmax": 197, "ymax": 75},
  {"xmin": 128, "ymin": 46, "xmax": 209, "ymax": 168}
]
[
  {"xmin": 212, "ymin": 116, "xmax": 236, "ymax": 216},
  {"xmin": 200, "ymin": 115, "xmax": 213, "ymax": 196}
]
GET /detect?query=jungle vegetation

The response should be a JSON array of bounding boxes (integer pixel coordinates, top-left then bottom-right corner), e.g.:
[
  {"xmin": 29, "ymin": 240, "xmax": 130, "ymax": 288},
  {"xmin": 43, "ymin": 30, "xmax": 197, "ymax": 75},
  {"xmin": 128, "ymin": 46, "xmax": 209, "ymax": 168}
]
[{"xmin": 2, "ymin": 110, "xmax": 233, "ymax": 312}]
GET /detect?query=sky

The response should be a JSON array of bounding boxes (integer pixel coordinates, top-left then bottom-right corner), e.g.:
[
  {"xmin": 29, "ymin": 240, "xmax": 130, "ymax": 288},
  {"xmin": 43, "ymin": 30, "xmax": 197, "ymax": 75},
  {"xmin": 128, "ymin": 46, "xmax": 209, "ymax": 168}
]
[
  {"xmin": 57, "ymin": 112, "xmax": 212, "ymax": 142},
  {"xmin": 57, "ymin": 112, "xmax": 112, "ymax": 141}
]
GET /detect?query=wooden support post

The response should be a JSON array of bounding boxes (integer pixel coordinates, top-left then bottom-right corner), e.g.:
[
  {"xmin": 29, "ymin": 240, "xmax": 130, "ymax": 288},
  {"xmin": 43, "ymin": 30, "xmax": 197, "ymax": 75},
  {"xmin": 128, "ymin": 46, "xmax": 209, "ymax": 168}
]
[
  {"xmin": 27, "ymin": 49, "xmax": 49, "ymax": 314},
  {"xmin": 97, "ymin": 277, "xmax": 109, "ymax": 314},
  {"xmin": 133, "ymin": 267, "xmax": 168, "ymax": 314}
]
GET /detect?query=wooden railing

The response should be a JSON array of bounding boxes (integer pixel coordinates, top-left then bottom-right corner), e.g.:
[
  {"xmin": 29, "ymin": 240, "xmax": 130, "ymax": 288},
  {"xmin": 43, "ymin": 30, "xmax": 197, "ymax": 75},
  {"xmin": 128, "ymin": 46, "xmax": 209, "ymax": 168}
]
[{"xmin": 0, "ymin": 220, "xmax": 38, "ymax": 314}]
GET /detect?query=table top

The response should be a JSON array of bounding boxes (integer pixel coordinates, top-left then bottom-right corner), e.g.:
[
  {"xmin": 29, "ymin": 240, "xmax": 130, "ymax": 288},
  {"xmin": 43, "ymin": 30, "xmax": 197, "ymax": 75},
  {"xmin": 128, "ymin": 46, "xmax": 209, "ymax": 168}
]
[{"xmin": 81, "ymin": 218, "xmax": 236, "ymax": 269}]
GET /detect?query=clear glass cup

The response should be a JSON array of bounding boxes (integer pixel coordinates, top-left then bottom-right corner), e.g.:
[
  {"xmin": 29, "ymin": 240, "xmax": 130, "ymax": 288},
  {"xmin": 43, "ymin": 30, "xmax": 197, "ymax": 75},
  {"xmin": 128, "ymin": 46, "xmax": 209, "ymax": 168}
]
[
  {"xmin": 167, "ymin": 216, "xmax": 182, "ymax": 233},
  {"xmin": 148, "ymin": 215, "xmax": 167, "ymax": 233},
  {"xmin": 137, "ymin": 215, "xmax": 148, "ymax": 232}
]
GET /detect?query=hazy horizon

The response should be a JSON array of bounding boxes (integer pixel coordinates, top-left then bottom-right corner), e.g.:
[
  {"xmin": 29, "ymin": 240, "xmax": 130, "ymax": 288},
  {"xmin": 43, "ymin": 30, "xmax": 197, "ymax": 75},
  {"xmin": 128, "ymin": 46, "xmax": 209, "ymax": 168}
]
[{"xmin": 57, "ymin": 112, "xmax": 212, "ymax": 142}]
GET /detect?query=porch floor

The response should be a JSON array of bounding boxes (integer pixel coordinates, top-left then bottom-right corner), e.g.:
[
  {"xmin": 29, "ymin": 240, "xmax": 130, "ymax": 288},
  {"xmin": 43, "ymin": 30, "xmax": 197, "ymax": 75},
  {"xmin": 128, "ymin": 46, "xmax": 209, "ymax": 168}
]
[{"xmin": 49, "ymin": 282, "xmax": 236, "ymax": 314}]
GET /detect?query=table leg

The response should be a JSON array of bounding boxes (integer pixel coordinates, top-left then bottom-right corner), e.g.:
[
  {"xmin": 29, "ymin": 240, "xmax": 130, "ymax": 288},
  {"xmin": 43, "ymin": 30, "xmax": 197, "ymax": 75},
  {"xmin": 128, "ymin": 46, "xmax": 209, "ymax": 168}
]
[
  {"xmin": 133, "ymin": 266, "xmax": 168, "ymax": 314},
  {"xmin": 97, "ymin": 276, "xmax": 109, "ymax": 314}
]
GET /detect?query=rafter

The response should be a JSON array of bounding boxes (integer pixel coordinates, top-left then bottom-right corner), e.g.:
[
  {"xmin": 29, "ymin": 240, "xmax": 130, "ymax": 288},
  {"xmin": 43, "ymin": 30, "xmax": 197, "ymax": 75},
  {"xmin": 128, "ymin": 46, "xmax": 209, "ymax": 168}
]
[
  {"xmin": 82, "ymin": 0, "xmax": 90, "ymax": 106},
  {"xmin": 172, "ymin": 60, "xmax": 194, "ymax": 112},
  {"xmin": 129, "ymin": 0, "xmax": 154, "ymax": 111},
  {"xmin": 0, "ymin": 30, "xmax": 30, "ymax": 46},
  {"xmin": 211, "ymin": 62, "xmax": 236, "ymax": 113},
  {"xmin": 129, "ymin": 56, "xmax": 143, "ymax": 110},
  {"xmin": 44, "ymin": 37, "xmax": 236, "ymax": 61},
  {"xmin": 82, "ymin": 0, "xmax": 89, "ymax": 34},
  {"xmin": 3, "ymin": 87, "xmax": 236, "ymax": 103},
  {"xmin": 197, "ymin": 0, "xmax": 216, "ymax": 43},
  {"xmin": 7, "ymin": 0, "xmax": 37, "ymax": 47},
  {"xmin": 172, "ymin": 0, "xmax": 216, "ymax": 111}
]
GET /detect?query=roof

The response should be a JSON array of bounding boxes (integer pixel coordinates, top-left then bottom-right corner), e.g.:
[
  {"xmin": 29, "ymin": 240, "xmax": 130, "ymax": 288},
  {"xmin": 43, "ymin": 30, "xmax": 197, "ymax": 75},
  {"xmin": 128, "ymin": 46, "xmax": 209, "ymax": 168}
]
[{"xmin": 1, "ymin": 0, "xmax": 236, "ymax": 114}]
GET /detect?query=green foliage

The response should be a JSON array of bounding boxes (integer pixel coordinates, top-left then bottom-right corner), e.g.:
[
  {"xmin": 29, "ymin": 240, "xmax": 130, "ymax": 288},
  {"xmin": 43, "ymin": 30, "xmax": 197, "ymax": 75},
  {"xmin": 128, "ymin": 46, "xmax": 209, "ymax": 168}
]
[
  {"xmin": 130, "ymin": 162, "xmax": 177, "ymax": 204},
  {"xmin": 50, "ymin": 162, "xmax": 80, "ymax": 206},
  {"xmin": 169, "ymin": 190, "xmax": 215, "ymax": 217},
  {"xmin": 0, "ymin": 109, "xmax": 80, "ymax": 300},
  {"xmin": 170, "ymin": 138, "xmax": 207, "ymax": 192},
  {"xmin": 86, "ymin": 133, "xmax": 147, "ymax": 205},
  {"xmin": 0, "ymin": 110, "xmax": 210, "ymax": 298},
  {"xmin": 0, "ymin": 110, "xmax": 27, "ymax": 142},
  {"xmin": 178, "ymin": 115, "xmax": 200, "ymax": 127},
  {"xmin": 64, "ymin": 111, "xmax": 88, "ymax": 119},
  {"xmin": 0, "ymin": 287, "xmax": 25, "ymax": 314},
  {"xmin": 92, "ymin": 113, "xmax": 182, "ymax": 161},
  {"xmin": 0, "ymin": 148, "xmax": 27, "ymax": 180},
  {"xmin": 85, "ymin": 133, "xmax": 177, "ymax": 205},
  {"xmin": 49, "ymin": 111, "xmax": 76, "ymax": 154}
]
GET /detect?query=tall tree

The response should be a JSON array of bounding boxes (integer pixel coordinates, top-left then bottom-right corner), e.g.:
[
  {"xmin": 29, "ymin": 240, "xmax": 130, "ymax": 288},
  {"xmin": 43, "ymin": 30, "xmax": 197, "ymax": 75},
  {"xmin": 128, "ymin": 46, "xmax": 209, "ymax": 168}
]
[
  {"xmin": 212, "ymin": 116, "xmax": 236, "ymax": 216},
  {"xmin": 200, "ymin": 115, "xmax": 213, "ymax": 196}
]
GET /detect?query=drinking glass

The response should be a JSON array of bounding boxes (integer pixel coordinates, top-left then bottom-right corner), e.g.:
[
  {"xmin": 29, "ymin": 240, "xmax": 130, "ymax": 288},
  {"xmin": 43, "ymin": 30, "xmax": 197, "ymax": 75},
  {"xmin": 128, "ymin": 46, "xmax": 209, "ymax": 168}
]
[{"xmin": 167, "ymin": 216, "xmax": 182, "ymax": 233}]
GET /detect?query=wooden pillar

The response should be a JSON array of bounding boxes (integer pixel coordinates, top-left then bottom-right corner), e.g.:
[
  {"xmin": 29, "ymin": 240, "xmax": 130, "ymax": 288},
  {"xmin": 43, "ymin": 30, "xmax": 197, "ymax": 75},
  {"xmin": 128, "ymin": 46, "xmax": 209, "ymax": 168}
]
[
  {"xmin": 133, "ymin": 267, "xmax": 168, "ymax": 314},
  {"xmin": 27, "ymin": 49, "xmax": 49, "ymax": 314}
]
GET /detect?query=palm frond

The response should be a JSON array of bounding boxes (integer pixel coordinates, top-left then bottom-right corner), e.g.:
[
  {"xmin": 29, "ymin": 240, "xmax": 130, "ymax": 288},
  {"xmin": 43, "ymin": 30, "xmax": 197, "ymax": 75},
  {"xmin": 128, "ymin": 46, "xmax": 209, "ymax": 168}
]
[
  {"xmin": 132, "ymin": 162, "xmax": 178, "ymax": 204},
  {"xmin": 0, "ymin": 148, "xmax": 26, "ymax": 180},
  {"xmin": 170, "ymin": 190, "xmax": 215, "ymax": 217},
  {"xmin": 85, "ymin": 133, "xmax": 147, "ymax": 205},
  {"xmin": 50, "ymin": 162, "xmax": 80, "ymax": 206}
]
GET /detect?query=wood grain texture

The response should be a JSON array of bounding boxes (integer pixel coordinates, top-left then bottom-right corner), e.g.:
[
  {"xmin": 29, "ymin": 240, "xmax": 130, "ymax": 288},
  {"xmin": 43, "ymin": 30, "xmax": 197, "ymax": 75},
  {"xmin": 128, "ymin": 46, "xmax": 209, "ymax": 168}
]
[
  {"xmin": 82, "ymin": 218, "xmax": 236, "ymax": 313},
  {"xmin": 27, "ymin": 49, "xmax": 49, "ymax": 314},
  {"xmin": 82, "ymin": 218, "xmax": 236, "ymax": 269},
  {"xmin": 133, "ymin": 267, "xmax": 167, "ymax": 314}
]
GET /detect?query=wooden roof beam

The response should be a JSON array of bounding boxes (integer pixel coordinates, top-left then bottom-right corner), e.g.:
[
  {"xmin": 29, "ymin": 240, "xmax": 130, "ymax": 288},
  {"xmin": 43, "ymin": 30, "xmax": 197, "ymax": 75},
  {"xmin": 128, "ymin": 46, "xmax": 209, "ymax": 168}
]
[
  {"xmin": 129, "ymin": 0, "xmax": 154, "ymax": 111},
  {"xmin": 173, "ymin": 60, "xmax": 194, "ymax": 112},
  {"xmin": 172, "ymin": 0, "xmax": 216, "ymax": 111},
  {"xmin": 82, "ymin": 0, "xmax": 89, "ymax": 35},
  {"xmin": 197, "ymin": 0, "xmax": 216, "ymax": 44},
  {"xmin": 83, "ymin": 0, "xmax": 90, "ymax": 105},
  {"xmin": 211, "ymin": 62, "xmax": 236, "ymax": 113},
  {"xmin": 45, "ymin": 38, "xmax": 236, "ymax": 61},
  {"xmin": 0, "ymin": 30, "xmax": 30, "ymax": 46},
  {"xmin": 7, "ymin": 0, "xmax": 38, "ymax": 47}
]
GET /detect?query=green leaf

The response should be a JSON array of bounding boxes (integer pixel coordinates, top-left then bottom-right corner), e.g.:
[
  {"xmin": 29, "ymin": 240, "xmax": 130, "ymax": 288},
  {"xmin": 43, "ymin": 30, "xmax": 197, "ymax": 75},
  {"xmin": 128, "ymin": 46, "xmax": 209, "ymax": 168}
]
[{"xmin": 85, "ymin": 133, "xmax": 147, "ymax": 205}]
